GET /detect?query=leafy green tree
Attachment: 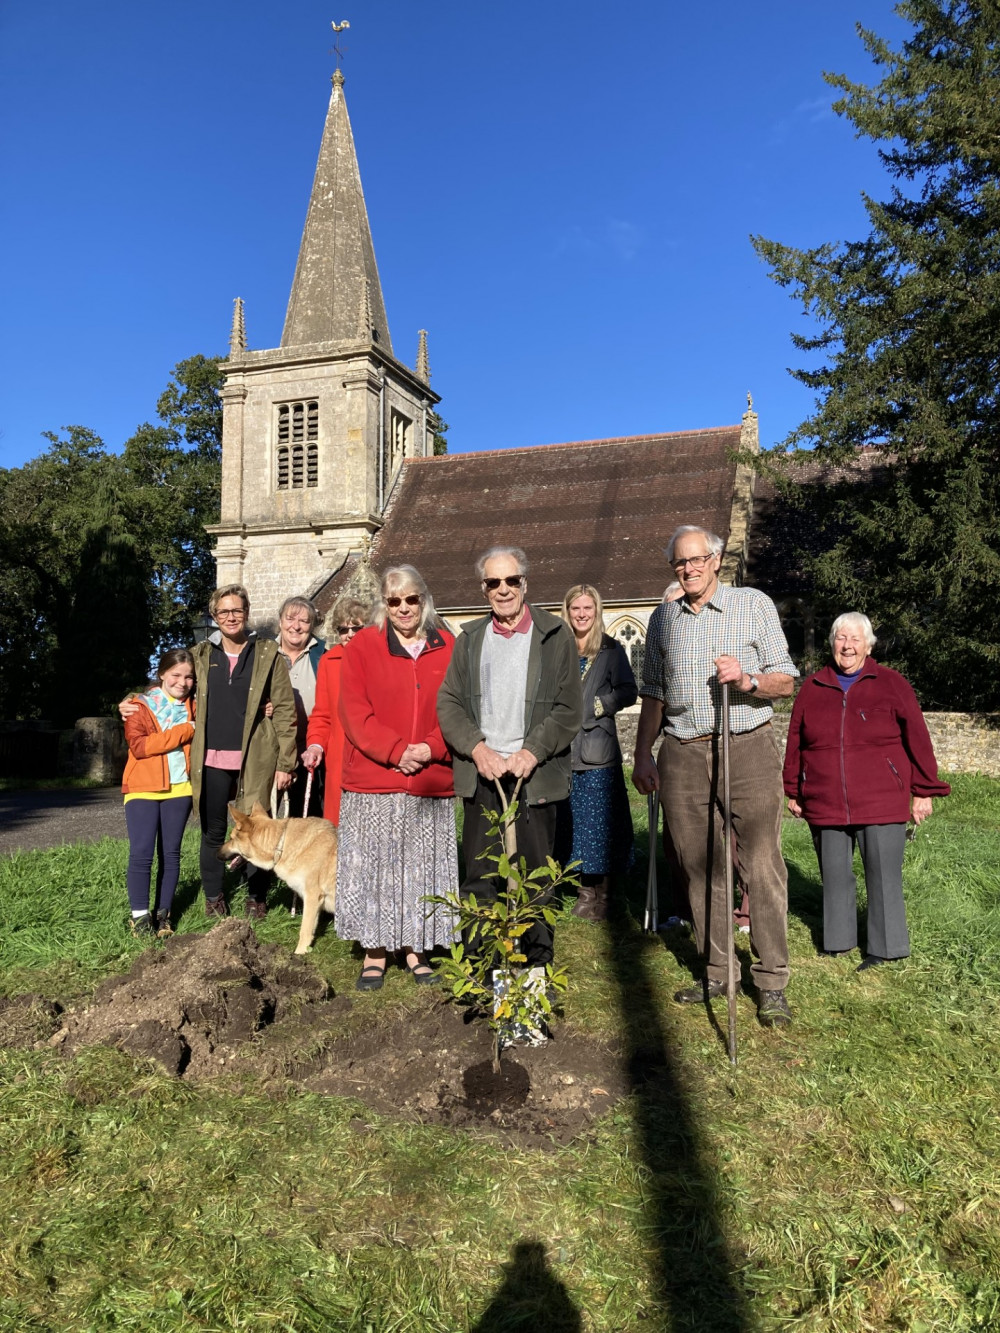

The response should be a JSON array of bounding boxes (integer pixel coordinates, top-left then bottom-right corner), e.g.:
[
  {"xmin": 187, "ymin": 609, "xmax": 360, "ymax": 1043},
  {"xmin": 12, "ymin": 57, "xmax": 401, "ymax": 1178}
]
[
  {"xmin": 429, "ymin": 410, "xmax": 449, "ymax": 456},
  {"xmin": 752, "ymin": 0, "xmax": 1000, "ymax": 709},
  {"xmin": 0, "ymin": 358, "xmax": 222, "ymax": 723}
]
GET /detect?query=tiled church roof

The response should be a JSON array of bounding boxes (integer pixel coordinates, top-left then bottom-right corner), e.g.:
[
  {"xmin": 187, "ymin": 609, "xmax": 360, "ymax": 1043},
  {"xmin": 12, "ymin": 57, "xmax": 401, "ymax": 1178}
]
[{"xmin": 316, "ymin": 425, "xmax": 743, "ymax": 613}]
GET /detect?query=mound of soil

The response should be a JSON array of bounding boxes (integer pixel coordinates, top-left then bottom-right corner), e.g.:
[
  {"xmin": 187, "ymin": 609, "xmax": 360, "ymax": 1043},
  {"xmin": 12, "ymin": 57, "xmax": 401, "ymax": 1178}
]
[
  {"xmin": 296, "ymin": 1000, "xmax": 625, "ymax": 1146},
  {"xmin": 24, "ymin": 920, "xmax": 626, "ymax": 1146},
  {"xmin": 55, "ymin": 919, "xmax": 330, "ymax": 1078}
]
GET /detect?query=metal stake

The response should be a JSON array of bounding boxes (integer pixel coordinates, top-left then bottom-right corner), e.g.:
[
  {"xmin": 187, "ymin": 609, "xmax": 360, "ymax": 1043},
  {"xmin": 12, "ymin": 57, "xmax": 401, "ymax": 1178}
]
[
  {"xmin": 721, "ymin": 682, "xmax": 738, "ymax": 1067},
  {"xmin": 645, "ymin": 790, "xmax": 659, "ymax": 933}
]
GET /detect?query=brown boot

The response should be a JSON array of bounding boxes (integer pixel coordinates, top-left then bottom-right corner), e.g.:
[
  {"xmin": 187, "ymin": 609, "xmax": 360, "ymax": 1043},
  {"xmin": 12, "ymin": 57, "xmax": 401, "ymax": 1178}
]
[
  {"xmin": 571, "ymin": 885, "xmax": 598, "ymax": 919},
  {"xmin": 589, "ymin": 878, "xmax": 610, "ymax": 921}
]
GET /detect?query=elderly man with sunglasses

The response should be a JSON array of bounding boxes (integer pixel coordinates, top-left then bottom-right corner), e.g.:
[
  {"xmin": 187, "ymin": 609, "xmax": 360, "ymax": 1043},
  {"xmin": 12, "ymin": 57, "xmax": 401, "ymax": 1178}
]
[
  {"xmin": 437, "ymin": 546, "xmax": 582, "ymax": 979},
  {"xmin": 632, "ymin": 525, "xmax": 799, "ymax": 1027}
]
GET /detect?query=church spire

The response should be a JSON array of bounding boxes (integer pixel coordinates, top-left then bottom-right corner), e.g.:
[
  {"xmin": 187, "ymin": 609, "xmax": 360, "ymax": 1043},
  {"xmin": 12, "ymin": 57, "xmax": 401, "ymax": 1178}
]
[{"xmin": 281, "ymin": 68, "xmax": 392, "ymax": 351}]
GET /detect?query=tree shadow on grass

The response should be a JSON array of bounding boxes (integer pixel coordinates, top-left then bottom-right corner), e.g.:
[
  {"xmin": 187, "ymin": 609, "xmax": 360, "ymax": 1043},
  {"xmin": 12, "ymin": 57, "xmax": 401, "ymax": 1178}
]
[
  {"xmin": 471, "ymin": 1240, "xmax": 581, "ymax": 1332},
  {"xmin": 604, "ymin": 867, "xmax": 753, "ymax": 1331}
]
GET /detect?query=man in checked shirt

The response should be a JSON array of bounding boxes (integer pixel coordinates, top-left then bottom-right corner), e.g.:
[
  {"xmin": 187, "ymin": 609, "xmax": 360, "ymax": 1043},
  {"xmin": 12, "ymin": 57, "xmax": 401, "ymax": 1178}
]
[{"xmin": 632, "ymin": 525, "xmax": 799, "ymax": 1027}]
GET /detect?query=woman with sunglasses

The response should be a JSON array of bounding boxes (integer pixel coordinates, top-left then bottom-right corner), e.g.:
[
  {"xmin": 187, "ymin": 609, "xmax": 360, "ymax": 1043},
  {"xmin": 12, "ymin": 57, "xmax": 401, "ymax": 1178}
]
[
  {"xmin": 302, "ymin": 592, "xmax": 378, "ymax": 825},
  {"xmin": 335, "ymin": 566, "xmax": 460, "ymax": 990}
]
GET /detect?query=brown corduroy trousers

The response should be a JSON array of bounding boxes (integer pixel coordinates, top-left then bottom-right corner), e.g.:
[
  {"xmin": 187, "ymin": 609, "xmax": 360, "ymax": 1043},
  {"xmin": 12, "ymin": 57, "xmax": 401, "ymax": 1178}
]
[{"xmin": 659, "ymin": 723, "xmax": 790, "ymax": 992}]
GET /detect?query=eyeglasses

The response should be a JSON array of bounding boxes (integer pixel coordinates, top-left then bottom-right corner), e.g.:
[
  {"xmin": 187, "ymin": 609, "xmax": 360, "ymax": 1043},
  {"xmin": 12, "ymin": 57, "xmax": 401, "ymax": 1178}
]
[
  {"xmin": 337, "ymin": 623, "xmax": 363, "ymax": 635},
  {"xmin": 671, "ymin": 555, "xmax": 714, "ymax": 572},
  {"xmin": 483, "ymin": 575, "xmax": 524, "ymax": 590},
  {"xmin": 385, "ymin": 595, "xmax": 421, "ymax": 608},
  {"xmin": 215, "ymin": 608, "xmax": 246, "ymax": 619}
]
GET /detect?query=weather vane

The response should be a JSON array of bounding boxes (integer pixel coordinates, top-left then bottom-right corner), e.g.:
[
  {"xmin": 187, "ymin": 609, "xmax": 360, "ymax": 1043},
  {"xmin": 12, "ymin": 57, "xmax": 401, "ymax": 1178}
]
[{"xmin": 331, "ymin": 19, "xmax": 350, "ymax": 70}]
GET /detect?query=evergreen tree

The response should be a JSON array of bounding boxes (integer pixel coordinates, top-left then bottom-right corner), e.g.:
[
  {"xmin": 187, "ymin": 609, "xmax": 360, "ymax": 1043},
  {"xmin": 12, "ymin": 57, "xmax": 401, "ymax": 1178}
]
[
  {"xmin": 0, "ymin": 358, "xmax": 222, "ymax": 723},
  {"xmin": 752, "ymin": 0, "xmax": 1000, "ymax": 709}
]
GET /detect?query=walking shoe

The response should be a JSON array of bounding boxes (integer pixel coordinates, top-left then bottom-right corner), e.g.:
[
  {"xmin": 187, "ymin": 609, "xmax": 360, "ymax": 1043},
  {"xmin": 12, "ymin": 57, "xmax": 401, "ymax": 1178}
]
[
  {"xmin": 155, "ymin": 912, "xmax": 174, "ymax": 939},
  {"xmin": 356, "ymin": 963, "xmax": 386, "ymax": 991},
  {"xmin": 856, "ymin": 954, "xmax": 890, "ymax": 973},
  {"xmin": 129, "ymin": 913, "xmax": 155, "ymax": 938},
  {"xmin": 204, "ymin": 896, "xmax": 229, "ymax": 918},
  {"xmin": 245, "ymin": 899, "xmax": 268, "ymax": 921},
  {"xmin": 674, "ymin": 978, "xmax": 738, "ymax": 1004},
  {"xmin": 757, "ymin": 989, "xmax": 792, "ymax": 1028}
]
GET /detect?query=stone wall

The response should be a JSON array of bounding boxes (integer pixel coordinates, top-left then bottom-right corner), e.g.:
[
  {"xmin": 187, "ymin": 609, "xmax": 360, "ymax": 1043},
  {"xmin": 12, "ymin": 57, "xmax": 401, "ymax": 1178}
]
[{"xmin": 616, "ymin": 707, "xmax": 1000, "ymax": 778}]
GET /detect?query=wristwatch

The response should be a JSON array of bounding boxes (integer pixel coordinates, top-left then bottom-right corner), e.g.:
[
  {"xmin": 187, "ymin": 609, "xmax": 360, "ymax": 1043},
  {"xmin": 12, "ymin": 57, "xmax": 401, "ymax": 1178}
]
[{"xmin": 746, "ymin": 675, "xmax": 760, "ymax": 694}]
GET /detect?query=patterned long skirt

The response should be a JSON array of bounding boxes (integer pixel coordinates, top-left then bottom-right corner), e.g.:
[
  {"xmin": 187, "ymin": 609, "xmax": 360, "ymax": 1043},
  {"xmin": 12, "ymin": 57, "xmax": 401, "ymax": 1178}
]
[
  {"xmin": 335, "ymin": 791, "xmax": 460, "ymax": 951},
  {"xmin": 569, "ymin": 765, "xmax": 635, "ymax": 876}
]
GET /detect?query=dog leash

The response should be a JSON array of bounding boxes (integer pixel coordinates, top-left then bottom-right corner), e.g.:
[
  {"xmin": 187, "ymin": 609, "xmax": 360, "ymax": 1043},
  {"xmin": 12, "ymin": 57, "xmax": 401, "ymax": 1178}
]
[{"xmin": 288, "ymin": 769, "xmax": 314, "ymax": 917}]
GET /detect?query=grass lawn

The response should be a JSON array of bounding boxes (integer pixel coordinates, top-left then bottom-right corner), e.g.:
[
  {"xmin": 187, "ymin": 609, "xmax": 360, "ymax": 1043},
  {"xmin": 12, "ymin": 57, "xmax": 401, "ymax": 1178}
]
[{"xmin": 1, "ymin": 774, "xmax": 998, "ymax": 1332}]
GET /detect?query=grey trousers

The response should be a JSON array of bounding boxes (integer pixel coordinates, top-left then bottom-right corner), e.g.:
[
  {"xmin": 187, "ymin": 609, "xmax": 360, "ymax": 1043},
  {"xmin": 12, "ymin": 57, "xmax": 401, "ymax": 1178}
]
[
  {"xmin": 661, "ymin": 725, "xmax": 789, "ymax": 991},
  {"xmin": 810, "ymin": 823, "xmax": 910, "ymax": 959}
]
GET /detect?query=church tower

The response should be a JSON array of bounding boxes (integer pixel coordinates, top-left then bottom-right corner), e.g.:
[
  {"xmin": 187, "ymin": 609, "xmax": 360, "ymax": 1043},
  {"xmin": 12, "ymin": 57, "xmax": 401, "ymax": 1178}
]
[{"xmin": 207, "ymin": 65, "xmax": 439, "ymax": 624}]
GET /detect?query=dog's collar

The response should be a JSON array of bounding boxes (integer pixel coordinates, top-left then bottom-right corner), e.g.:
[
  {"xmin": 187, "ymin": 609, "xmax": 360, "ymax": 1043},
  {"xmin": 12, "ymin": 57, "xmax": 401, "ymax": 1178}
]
[{"xmin": 269, "ymin": 827, "xmax": 287, "ymax": 870}]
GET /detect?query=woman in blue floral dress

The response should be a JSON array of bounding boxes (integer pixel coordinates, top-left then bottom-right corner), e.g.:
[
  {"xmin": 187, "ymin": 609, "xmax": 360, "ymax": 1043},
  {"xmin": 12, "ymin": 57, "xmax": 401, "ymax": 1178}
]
[{"xmin": 560, "ymin": 585, "xmax": 637, "ymax": 920}]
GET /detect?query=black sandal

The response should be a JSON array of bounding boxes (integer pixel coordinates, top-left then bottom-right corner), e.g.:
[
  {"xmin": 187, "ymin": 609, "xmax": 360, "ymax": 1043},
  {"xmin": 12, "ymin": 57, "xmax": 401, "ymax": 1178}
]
[{"xmin": 356, "ymin": 963, "xmax": 386, "ymax": 991}]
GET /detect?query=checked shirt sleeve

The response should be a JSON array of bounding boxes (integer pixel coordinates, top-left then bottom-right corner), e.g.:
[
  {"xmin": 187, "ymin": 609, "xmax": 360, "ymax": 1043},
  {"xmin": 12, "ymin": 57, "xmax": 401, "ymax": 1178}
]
[
  {"xmin": 754, "ymin": 595, "xmax": 799, "ymax": 678},
  {"xmin": 640, "ymin": 604, "xmax": 669, "ymax": 702}
]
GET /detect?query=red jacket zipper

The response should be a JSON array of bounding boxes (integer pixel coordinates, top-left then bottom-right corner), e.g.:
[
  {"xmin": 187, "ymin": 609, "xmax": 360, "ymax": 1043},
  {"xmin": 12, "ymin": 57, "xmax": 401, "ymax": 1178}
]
[{"xmin": 839, "ymin": 692, "xmax": 851, "ymax": 823}]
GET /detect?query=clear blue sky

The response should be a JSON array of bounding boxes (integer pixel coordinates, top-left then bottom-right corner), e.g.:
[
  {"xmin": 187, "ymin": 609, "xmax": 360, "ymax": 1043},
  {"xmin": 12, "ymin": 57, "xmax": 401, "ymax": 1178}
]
[{"xmin": 0, "ymin": 1, "xmax": 908, "ymax": 470}]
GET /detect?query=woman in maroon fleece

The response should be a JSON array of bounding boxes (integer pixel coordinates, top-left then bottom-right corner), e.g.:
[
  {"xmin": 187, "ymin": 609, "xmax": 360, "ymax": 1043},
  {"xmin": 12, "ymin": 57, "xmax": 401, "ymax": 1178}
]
[{"xmin": 783, "ymin": 612, "xmax": 950, "ymax": 971}]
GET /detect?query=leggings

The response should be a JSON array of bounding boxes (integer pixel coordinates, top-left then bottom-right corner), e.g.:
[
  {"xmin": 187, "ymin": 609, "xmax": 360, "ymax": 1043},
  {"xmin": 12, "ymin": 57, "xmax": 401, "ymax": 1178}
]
[
  {"xmin": 199, "ymin": 765, "xmax": 271, "ymax": 902},
  {"xmin": 124, "ymin": 796, "xmax": 193, "ymax": 916}
]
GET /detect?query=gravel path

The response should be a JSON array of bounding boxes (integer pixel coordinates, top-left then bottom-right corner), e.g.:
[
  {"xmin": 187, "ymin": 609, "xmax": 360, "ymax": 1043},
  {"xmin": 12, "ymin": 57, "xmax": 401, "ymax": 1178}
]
[{"xmin": 0, "ymin": 789, "xmax": 129, "ymax": 856}]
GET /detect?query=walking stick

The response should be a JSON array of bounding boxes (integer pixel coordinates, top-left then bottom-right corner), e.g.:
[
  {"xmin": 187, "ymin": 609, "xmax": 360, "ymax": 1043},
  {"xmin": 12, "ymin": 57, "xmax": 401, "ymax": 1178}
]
[
  {"xmin": 289, "ymin": 768, "xmax": 315, "ymax": 917},
  {"xmin": 721, "ymin": 682, "xmax": 738, "ymax": 1067},
  {"xmin": 645, "ymin": 790, "xmax": 659, "ymax": 933}
]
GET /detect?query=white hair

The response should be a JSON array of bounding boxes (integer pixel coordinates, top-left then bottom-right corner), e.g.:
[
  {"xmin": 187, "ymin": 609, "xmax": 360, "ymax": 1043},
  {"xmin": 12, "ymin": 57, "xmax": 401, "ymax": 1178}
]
[
  {"xmin": 373, "ymin": 564, "xmax": 444, "ymax": 636},
  {"xmin": 829, "ymin": 612, "xmax": 877, "ymax": 654},
  {"xmin": 664, "ymin": 526, "xmax": 725, "ymax": 564},
  {"xmin": 475, "ymin": 546, "xmax": 529, "ymax": 580}
]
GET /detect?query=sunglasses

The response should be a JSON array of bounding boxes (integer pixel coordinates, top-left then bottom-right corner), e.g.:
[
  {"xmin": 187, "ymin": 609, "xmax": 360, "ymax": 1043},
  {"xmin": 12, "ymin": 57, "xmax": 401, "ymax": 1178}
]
[
  {"xmin": 482, "ymin": 575, "xmax": 524, "ymax": 590},
  {"xmin": 385, "ymin": 595, "xmax": 421, "ymax": 608},
  {"xmin": 337, "ymin": 623, "xmax": 363, "ymax": 635}
]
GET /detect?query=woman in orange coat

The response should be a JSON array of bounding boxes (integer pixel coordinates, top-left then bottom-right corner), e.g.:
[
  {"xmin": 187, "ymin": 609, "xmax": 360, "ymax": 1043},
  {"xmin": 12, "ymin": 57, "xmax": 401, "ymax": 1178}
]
[
  {"xmin": 121, "ymin": 649, "xmax": 196, "ymax": 938},
  {"xmin": 301, "ymin": 593, "xmax": 376, "ymax": 825}
]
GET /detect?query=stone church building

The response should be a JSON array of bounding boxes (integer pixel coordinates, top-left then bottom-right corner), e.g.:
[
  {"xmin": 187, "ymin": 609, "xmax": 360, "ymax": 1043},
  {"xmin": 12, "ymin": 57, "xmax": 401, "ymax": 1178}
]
[{"xmin": 208, "ymin": 64, "xmax": 784, "ymax": 680}]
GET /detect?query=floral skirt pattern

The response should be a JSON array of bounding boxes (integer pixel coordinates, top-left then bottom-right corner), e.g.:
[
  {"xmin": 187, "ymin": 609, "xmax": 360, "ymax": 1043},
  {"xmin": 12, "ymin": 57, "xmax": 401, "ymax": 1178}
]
[
  {"xmin": 569, "ymin": 765, "xmax": 635, "ymax": 875},
  {"xmin": 335, "ymin": 791, "xmax": 460, "ymax": 950}
]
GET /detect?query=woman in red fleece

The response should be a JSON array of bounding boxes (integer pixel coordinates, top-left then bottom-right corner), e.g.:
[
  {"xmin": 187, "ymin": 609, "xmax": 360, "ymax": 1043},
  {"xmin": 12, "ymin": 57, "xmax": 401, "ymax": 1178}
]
[
  {"xmin": 334, "ymin": 565, "xmax": 460, "ymax": 991},
  {"xmin": 783, "ymin": 612, "xmax": 950, "ymax": 971}
]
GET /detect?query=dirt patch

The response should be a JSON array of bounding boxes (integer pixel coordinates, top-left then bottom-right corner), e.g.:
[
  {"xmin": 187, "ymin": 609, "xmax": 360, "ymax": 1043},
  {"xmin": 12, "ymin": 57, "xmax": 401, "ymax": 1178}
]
[
  {"xmin": 55, "ymin": 919, "xmax": 331, "ymax": 1078},
  {"xmin": 0, "ymin": 993, "xmax": 63, "ymax": 1048},
  {"xmin": 296, "ymin": 1000, "xmax": 625, "ymax": 1146},
  {"xmin": 31, "ymin": 920, "xmax": 625, "ymax": 1146}
]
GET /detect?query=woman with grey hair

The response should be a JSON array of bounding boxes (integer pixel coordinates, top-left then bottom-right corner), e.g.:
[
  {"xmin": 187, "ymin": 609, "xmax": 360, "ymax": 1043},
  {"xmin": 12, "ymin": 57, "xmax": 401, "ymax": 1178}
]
[
  {"xmin": 782, "ymin": 612, "xmax": 950, "ymax": 971},
  {"xmin": 334, "ymin": 565, "xmax": 460, "ymax": 989}
]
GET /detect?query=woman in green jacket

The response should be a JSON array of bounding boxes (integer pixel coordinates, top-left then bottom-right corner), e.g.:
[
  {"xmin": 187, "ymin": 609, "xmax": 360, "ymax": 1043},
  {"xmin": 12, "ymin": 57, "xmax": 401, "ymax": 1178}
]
[{"xmin": 189, "ymin": 585, "xmax": 298, "ymax": 918}]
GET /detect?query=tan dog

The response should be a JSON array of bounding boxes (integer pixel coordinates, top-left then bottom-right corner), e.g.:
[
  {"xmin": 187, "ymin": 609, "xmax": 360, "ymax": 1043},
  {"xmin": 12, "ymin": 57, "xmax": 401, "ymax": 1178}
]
[{"xmin": 219, "ymin": 802, "xmax": 337, "ymax": 954}]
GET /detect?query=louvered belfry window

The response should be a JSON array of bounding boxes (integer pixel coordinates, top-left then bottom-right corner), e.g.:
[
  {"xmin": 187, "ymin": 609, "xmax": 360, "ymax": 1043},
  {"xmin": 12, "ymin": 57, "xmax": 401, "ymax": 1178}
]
[{"xmin": 276, "ymin": 400, "xmax": 319, "ymax": 489}]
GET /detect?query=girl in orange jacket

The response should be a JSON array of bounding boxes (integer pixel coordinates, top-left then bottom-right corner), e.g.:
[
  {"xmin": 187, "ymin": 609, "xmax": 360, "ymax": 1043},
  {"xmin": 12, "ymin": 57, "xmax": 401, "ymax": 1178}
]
[{"xmin": 122, "ymin": 649, "xmax": 196, "ymax": 938}]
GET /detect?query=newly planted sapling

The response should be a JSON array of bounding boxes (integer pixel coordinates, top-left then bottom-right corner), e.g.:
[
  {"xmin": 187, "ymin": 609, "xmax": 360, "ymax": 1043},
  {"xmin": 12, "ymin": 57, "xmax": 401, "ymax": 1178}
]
[{"xmin": 427, "ymin": 790, "xmax": 576, "ymax": 1073}]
